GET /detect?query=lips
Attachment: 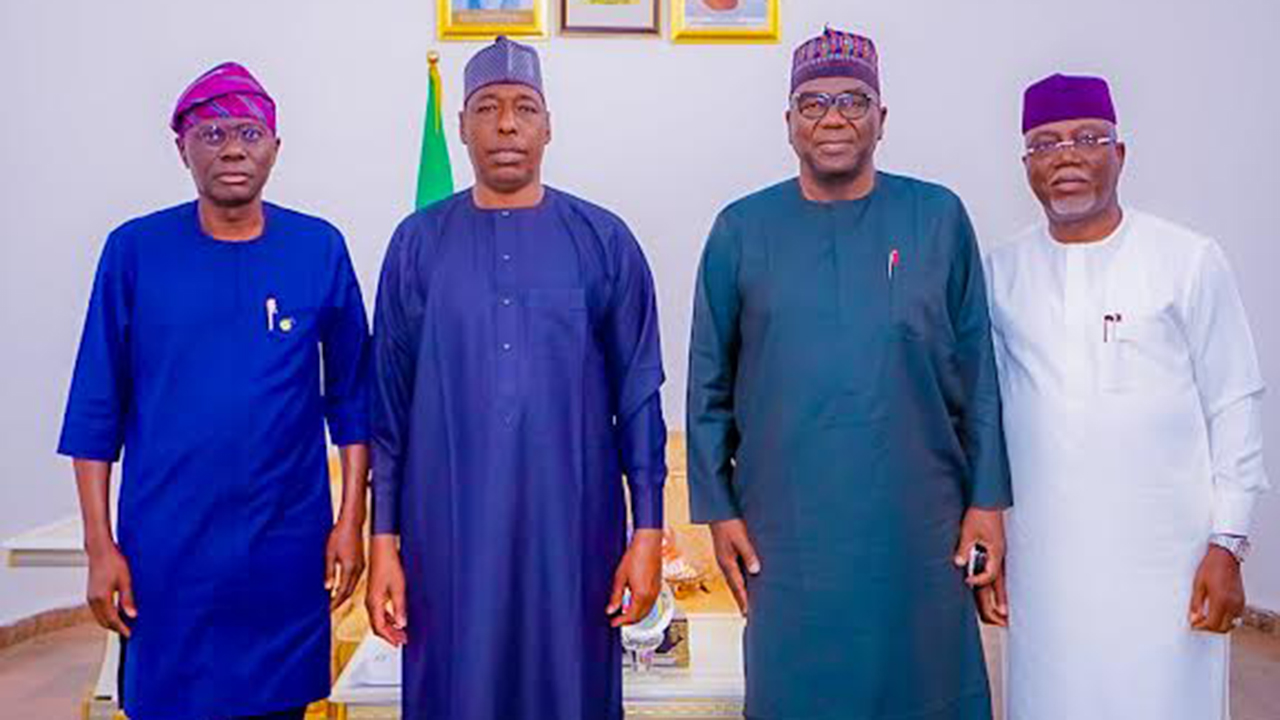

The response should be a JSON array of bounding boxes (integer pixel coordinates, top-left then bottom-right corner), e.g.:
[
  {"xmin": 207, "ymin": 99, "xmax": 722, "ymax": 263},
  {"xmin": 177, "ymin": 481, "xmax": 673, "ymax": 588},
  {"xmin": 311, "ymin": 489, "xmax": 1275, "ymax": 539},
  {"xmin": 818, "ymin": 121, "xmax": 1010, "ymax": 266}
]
[
  {"xmin": 489, "ymin": 149, "xmax": 528, "ymax": 164},
  {"xmin": 815, "ymin": 140, "xmax": 856, "ymax": 153},
  {"xmin": 1050, "ymin": 175, "xmax": 1090, "ymax": 191},
  {"xmin": 215, "ymin": 172, "xmax": 252, "ymax": 185}
]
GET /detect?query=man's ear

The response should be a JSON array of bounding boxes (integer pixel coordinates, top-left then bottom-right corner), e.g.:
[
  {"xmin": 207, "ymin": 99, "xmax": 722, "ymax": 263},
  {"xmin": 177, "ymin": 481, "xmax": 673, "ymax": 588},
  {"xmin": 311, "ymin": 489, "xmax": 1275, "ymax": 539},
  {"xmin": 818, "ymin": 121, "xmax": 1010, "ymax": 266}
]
[
  {"xmin": 544, "ymin": 111, "xmax": 552, "ymax": 145},
  {"xmin": 458, "ymin": 110, "xmax": 469, "ymax": 146},
  {"xmin": 877, "ymin": 105, "xmax": 889, "ymax": 142},
  {"xmin": 1116, "ymin": 141, "xmax": 1127, "ymax": 170},
  {"xmin": 175, "ymin": 137, "xmax": 190, "ymax": 168}
]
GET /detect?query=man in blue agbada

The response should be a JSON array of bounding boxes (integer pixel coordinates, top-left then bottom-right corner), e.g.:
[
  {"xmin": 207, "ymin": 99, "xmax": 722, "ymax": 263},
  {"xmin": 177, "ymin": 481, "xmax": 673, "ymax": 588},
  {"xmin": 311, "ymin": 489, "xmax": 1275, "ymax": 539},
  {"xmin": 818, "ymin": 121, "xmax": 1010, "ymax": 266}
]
[
  {"xmin": 58, "ymin": 62, "xmax": 372, "ymax": 720},
  {"xmin": 366, "ymin": 37, "xmax": 668, "ymax": 720},
  {"xmin": 687, "ymin": 28, "xmax": 1013, "ymax": 720}
]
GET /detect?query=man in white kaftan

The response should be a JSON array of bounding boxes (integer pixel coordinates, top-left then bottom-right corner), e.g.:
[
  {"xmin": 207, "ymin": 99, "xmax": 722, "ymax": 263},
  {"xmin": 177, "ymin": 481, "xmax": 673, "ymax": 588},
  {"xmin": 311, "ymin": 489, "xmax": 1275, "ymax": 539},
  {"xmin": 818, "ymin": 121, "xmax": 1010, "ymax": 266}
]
[{"xmin": 984, "ymin": 73, "xmax": 1269, "ymax": 720}]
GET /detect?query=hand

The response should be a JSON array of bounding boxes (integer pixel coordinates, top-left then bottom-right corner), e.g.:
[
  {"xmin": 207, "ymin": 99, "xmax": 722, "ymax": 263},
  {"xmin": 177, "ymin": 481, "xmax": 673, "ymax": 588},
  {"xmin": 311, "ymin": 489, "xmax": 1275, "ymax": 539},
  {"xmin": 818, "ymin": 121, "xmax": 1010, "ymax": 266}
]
[
  {"xmin": 86, "ymin": 543, "xmax": 136, "ymax": 638},
  {"xmin": 607, "ymin": 529, "xmax": 663, "ymax": 628},
  {"xmin": 954, "ymin": 507, "xmax": 1005, "ymax": 589},
  {"xmin": 976, "ymin": 575, "xmax": 1009, "ymax": 627},
  {"xmin": 325, "ymin": 518, "xmax": 365, "ymax": 610},
  {"xmin": 709, "ymin": 518, "xmax": 761, "ymax": 616},
  {"xmin": 366, "ymin": 536, "xmax": 408, "ymax": 646},
  {"xmin": 1189, "ymin": 546, "xmax": 1245, "ymax": 633}
]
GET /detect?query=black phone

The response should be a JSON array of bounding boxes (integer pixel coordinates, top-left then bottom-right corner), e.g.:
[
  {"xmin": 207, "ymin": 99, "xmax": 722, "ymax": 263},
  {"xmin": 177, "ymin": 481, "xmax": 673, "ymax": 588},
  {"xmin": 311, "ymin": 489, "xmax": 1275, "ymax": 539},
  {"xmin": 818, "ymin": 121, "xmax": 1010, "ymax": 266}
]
[{"xmin": 966, "ymin": 544, "xmax": 989, "ymax": 579}]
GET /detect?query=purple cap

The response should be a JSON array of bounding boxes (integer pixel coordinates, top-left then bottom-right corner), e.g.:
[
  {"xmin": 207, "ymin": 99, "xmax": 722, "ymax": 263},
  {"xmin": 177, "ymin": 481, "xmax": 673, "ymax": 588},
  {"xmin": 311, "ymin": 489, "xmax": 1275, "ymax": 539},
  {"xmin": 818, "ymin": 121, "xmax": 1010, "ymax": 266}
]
[
  {"xmin": 464, "ymin": 36, "xmax": 544, "ymax": 104},
  {"xmin": 1022, "ymin": 74, "xmax": 1116, "ymax": 134},
  {"xmin": 171, "ymin": 62, "xmax": 276, "ymax": 136},
  {"xmin": 791, "ymin": 26, "xmax": 879, "ymax": 95}
]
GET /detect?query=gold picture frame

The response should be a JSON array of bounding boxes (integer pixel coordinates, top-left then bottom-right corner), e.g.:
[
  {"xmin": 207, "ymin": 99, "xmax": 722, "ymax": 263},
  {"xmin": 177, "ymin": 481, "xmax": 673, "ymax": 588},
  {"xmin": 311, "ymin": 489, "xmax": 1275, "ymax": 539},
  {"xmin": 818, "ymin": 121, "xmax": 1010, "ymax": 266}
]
[
  {"xmin": 561, "ymin": 0, "xmax": 661, "ymax": 36},
  {"xmin": 671, "ymin": 0, "xmax": 779, "ymax": 43},
  {"xmin": 438, "ymin": 0, "xmax": 549, "ymax": 40}
]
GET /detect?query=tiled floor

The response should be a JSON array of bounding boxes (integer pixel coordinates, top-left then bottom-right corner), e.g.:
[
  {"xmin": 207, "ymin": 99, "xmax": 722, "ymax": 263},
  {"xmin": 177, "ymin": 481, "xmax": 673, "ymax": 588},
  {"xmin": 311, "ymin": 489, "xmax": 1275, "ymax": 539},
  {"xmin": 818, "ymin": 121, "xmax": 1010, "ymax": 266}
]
[
  {"xmin": 0, "ymin": 622, "xmax": 105, "ymax": 719},
  {"xmin": 0, "ymin": 621, "xmax": 1276, "ymax": 719}
]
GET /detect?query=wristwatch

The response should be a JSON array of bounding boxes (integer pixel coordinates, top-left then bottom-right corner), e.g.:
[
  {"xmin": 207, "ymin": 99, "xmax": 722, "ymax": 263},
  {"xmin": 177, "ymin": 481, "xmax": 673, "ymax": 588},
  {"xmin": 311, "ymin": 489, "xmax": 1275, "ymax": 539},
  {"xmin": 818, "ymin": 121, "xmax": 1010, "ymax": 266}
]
[{"xmin": 1209, "ymin": 534, "xmax": 1251, "ymax": 563}]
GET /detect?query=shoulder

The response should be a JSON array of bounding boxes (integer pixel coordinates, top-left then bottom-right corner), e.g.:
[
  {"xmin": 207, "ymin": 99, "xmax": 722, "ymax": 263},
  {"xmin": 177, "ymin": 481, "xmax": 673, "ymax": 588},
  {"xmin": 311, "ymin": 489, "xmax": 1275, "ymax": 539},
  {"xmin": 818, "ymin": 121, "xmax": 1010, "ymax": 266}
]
[
  {"xmin": 878, "ymin": 172, "xmax": 968, "ymax": 213},
  {"xmin": 718, "ymin": 178, "xmax": 797, "ymax": 225},
  {"xmin": 392, "ymin": 190, "xmax": 472, "ymax": 244},
  {"xmin": 547, "ymin": 187, "xmax": 650, "ymax": 266},
  {"xmin": 1126, "ymin": 209, "xmax": 1229, "ymax": 289},
  {"xmin": 985, "ymin": 223, "xmax": 1043, "ymax": 267},
  {"xmin": 264, "ymin": 203, "xmax": 351, "ymax": 258},
  {"xmin": 111, "ymin": 201, "xmax": 193, "ymax": 241},
  {"xmin": 549, "ymin": 187, "xmax": 636, "ymax": 240},
  {"xmin": 1128, "ymin": 209, "xmax": 1216, "ymax": 256},
  {"xmin": 266, "ymin": 203, "xmax": 344, "ymax": 238},
  {"xmin": 103, "ymin": 202, "xmax": 198, "ymax": 263}
]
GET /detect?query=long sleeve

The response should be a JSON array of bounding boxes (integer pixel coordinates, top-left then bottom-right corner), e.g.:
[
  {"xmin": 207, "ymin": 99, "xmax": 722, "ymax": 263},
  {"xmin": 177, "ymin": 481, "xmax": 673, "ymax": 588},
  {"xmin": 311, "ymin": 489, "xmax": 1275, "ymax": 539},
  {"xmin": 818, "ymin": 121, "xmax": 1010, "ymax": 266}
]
[
  {"xmin": 604, "ymin": 226, "xmax": 667, "ymax": 530},
  {"xmin": 370, "ymin": 220, "xmax": 425, "ymax": 535},
  {"xmin": 58, "ymin": 231, "xmax": 132, "ymax": 461},
  {"xmin": 1182, "ymin": 241, "xmax": 1268, "ymax": 535},
  {"xmin": 321, "ymin": 237, "xmax": 372, "ymax": 446},
  {"xmin": 945, "ymin": 197, "xmax": 1013, "ymax": 509},
  {"xmin": 686, "ymin": 212, "xmax": 743, "ymax": 523}
]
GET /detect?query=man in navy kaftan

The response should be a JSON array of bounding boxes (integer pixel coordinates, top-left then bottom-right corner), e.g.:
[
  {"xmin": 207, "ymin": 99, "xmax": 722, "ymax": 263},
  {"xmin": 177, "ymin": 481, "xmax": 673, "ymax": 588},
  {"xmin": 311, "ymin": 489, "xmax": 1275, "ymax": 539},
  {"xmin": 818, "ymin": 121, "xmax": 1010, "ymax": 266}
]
[{"xmin": 366, "ymin": 37, "xmax": 668, "ymax": 720}]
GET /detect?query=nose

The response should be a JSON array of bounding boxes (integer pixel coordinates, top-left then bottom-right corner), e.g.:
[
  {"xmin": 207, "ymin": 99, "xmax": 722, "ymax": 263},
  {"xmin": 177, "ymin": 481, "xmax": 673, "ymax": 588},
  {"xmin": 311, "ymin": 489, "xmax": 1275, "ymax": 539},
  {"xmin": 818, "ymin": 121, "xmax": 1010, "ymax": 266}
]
[
  {"xmin": 497, "ymin": 104, "xmax": 519, "ymax": 135},
  {"xmin": 218, "ymin": 138, "xmax": 249, "ymax": 161}
]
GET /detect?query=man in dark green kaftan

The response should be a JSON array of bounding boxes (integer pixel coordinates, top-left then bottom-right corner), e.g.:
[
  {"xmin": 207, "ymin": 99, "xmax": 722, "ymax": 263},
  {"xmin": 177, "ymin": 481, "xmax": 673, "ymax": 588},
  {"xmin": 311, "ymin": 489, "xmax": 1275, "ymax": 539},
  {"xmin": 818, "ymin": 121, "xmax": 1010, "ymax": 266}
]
[{"xmin": 686, "ymin": 27, "xmax": 1013, "ymax": 720}]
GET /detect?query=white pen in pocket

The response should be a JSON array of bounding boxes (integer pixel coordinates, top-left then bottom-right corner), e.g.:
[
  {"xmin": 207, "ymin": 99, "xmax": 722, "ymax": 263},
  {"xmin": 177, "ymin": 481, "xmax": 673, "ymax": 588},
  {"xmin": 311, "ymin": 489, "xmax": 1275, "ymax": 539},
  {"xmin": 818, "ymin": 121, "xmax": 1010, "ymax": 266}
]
[
  {"xmin": 1103, "ymin": 312, "xmax": 1123, "ymax": 342},
  {"xmin": 266, "ymin": 296, "xmax": 279, "ymax": 332}
]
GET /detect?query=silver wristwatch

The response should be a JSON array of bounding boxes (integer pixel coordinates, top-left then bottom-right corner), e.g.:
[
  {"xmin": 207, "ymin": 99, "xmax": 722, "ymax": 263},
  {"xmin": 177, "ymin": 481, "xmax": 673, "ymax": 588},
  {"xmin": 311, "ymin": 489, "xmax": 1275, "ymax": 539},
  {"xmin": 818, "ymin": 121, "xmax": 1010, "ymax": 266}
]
[{"xmin": 1209, "ymin": 534, "xmax": 1251, "ymax": 563}]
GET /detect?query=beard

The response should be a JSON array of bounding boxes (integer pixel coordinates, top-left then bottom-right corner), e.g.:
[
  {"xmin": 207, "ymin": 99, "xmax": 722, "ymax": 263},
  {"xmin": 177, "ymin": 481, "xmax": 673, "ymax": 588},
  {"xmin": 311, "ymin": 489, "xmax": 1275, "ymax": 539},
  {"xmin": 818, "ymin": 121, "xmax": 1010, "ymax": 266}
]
[{"xmin": 1049, "ymin": 191, "xmax": 1099, "ymax": 221}]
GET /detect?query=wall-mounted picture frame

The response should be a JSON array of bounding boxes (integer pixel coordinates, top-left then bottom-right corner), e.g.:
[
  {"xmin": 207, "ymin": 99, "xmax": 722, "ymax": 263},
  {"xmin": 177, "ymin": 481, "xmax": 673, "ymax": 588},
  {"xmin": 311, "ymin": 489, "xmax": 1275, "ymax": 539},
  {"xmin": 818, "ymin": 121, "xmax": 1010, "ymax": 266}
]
[
  {"xmin": 439, "ymin": 0, "xmax": 549, "ymax": 40},
  {"xmin": 671, "ymin": 0, "xmax": 779, "ymax": 43},
  {"xmin": 561, "ymin": 0, "xmax": 660, "ymax": 36}
]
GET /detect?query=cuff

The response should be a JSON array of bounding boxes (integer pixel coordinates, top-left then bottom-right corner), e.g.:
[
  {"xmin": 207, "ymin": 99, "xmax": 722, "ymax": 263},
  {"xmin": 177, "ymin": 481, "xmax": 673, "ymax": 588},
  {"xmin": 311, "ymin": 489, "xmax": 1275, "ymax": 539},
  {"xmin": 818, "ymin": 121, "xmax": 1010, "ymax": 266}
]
[
  {"xmin": 371, "ymin": 477, "xmax": 401, "ymax": 535},
  {"xmin": 688, "ymin": 475, "xmax": 741, "ymax": 524},
  {"xmin": 327, "ymin": 406, "xmax": 371, "ymax": 447},
  {"xmin": 1212, "ymin": 489, "xmax": 1258, "ymax": 536},
  {"xmin": 57, "ymin": 424, "xmax": 122, "ymax": 463},
  {"xmin": 628, "ymin": 472, "xmax": 666, "ymax": 530}
]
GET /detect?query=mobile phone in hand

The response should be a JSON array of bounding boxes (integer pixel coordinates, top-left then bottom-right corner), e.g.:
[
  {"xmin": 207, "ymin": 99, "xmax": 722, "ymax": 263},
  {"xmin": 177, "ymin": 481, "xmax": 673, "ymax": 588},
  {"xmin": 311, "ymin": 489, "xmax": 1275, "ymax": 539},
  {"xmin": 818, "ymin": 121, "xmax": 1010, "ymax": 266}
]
[{"xmin": 967, "ymin": 544, "xmax": 989, "ymax": 579}]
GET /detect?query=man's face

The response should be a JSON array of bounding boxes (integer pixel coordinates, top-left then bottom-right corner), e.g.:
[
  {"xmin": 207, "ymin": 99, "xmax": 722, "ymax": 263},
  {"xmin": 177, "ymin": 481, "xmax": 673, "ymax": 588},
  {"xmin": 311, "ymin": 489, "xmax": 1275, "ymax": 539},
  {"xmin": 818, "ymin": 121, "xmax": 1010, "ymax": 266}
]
[
  {"xmin": 1023, "ymin": 118, "xmax": 1125, "ymax": 224},
  {"xmin": 178, "ymin": 118, "xmax": 279, "ymax": 207},
  {"xmin": 460, "ymin": 84, "xmax": 551, "ymax": 195},
  {"xmin": 787, "ymin": 76, "xmax": 886, "ymax": 181}
]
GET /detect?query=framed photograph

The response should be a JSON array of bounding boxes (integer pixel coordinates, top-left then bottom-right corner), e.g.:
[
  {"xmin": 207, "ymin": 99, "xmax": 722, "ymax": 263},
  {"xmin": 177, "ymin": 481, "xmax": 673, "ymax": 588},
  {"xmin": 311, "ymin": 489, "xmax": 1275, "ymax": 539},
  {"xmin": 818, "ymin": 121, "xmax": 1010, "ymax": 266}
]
[
  {"xmin": 438, "ymin": 0, "xmax": 548, "ymax": 40},
  {"xmin": 671, "ymin": 0, "xmax": 779, "ymax": 43},
  {"xmin": 561, "ymin": 0, "xmax": 660, "ymax": 36}
]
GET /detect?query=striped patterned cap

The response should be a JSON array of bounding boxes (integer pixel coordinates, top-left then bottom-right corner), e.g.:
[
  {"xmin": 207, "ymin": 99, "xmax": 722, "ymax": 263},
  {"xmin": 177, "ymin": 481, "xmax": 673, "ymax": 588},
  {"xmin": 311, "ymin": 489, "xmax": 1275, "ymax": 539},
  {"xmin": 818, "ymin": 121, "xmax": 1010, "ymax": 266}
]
[
  {"xmin": 171, "ymin": 62, "xmax": 276, "ymax": 136},
  {"xmin": 464, "ymin": 36, "xmax": 544, "ymax": 104},
  {"xmin": 791, "ymin": 26, "xmax": 880, "ymax": 95}
]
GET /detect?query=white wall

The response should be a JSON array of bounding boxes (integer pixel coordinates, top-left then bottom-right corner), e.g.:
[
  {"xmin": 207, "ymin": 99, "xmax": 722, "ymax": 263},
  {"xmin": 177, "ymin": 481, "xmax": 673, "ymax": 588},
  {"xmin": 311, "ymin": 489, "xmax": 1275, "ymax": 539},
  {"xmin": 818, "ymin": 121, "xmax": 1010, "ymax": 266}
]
[{"xmin": 2, "ymin": 0, "xmax": 1277, "ymax": 622}]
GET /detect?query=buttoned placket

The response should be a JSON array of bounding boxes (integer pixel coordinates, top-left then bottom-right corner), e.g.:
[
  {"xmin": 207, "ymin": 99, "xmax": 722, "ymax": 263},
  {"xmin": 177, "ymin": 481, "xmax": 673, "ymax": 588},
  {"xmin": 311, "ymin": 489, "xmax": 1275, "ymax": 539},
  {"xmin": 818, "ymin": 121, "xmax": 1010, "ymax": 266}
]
[{"xmin": 494, "ymin": 210, "xmax": 519, "ymax": 428}]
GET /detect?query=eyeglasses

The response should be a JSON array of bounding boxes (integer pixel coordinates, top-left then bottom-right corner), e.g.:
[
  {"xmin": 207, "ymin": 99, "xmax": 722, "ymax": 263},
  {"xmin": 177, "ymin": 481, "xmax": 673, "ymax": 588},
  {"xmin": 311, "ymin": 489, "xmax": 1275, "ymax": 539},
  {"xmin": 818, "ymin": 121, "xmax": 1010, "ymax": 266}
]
[
  {"xmin": 190, "ymin": 122, "xmax": 272, "ymax": 149},
  {"xmin": 1023, "ymin": 134, "xmax": 1118, "ymax": 160},
  {"xmin": 791, "ymin": 91, "xmax": 877, "ymax": 122}
]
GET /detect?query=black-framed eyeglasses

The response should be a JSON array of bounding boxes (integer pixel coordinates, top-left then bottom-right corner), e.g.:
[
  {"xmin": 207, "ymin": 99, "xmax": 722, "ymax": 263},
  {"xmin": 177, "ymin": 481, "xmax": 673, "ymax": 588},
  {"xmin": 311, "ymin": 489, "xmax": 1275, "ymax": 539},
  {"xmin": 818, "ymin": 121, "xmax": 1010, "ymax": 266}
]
[
  {"xmin": 190, "ymin": 122, "xmax": 272, "ymax": 149},
  {"xmin": 1023, "ymin": 133, "xmax": 1118, "ymax": 160},
  {"xmin": 791, "ymin": 91, "xmax": 877, "ymax": 122}
]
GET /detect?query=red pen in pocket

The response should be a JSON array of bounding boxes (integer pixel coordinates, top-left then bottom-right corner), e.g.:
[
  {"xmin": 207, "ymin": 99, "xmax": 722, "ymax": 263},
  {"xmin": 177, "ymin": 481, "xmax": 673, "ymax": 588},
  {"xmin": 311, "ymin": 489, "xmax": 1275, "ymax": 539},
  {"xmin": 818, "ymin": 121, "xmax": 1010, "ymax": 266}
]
[{"xmin": 888, "ymin": 248, "xmax": 900, "ymax": 280}]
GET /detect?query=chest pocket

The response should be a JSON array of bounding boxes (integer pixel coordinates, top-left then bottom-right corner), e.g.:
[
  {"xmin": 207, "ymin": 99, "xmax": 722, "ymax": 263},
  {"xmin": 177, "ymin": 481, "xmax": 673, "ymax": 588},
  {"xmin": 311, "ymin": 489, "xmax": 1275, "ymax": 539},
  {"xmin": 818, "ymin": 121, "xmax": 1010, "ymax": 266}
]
[
  {"xmin": 1098, "ymin": 309, "xmax": 1188, "ymax": 393},
  {"xmin": 889, "ymin": 265, "xmax": 952, "ymax": 344},
  {"xmin": 266, "ymin": 300, "xmax": 322, "ymax": 345},
  {"xmin": 525, "ymin": 288, "xmax": 588, "ymax": 361}
]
